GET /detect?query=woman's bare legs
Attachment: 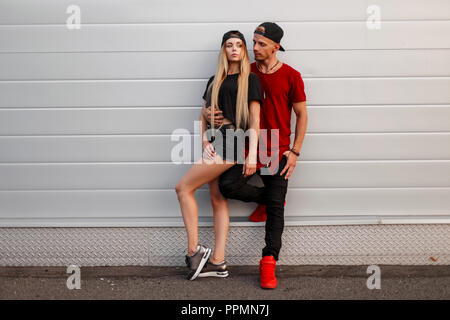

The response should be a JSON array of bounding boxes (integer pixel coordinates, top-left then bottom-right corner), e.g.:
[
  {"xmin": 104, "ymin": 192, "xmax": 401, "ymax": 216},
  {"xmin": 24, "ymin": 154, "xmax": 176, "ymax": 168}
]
[
  {"xmin": 208, "ymin": 178, "xmax": 229, "ymax": 264},
  {"xmin": 175, "ymin": 155, "xmax": 235, "ymax": 256}
]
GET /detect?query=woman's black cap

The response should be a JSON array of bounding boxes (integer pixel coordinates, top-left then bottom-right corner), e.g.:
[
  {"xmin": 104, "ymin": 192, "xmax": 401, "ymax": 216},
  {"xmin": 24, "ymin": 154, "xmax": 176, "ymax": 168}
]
[
  {"xmin": 221, "ymin": 30, "xmax": 247, "ymax": 48},
  {"xmin": 254, "ymin": 22, "xmax": 285, "ymax": 51}
]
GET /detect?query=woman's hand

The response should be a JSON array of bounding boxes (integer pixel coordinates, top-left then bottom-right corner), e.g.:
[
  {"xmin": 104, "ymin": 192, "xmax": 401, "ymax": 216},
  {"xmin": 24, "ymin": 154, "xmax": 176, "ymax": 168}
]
[
  {"xmin": 243, "ymin": 157, "xmax": 257, "ymax": 177},
  {"xmin": 202, "ymin": 141, "xmax": 215, "ymax": 160}
]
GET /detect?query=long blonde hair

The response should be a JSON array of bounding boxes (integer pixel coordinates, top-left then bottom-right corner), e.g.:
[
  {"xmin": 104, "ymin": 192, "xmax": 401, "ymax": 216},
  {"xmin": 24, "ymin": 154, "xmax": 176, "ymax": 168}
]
[{"xmin": 206, "ymin": 34, "xmax": 251, "ymax": 130}]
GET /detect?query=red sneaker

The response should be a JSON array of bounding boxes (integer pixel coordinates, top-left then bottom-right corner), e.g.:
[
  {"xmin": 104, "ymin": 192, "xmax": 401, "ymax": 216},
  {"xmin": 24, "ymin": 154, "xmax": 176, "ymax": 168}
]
[
  {"xmin": 259, "ymin": 256, "xmax": 277, "ymax": 289},
  {"xmin": 249, "ymin": 201, "xmax": 286, "ymax": 222},
  {"xmin": 249, "ymin": 204, "xmax": 266, "ymax": 222}
]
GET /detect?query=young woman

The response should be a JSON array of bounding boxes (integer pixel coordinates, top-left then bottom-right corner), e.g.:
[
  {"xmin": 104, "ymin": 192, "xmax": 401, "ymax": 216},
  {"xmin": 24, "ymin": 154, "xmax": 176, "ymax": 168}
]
[{"xmin": 175, "ymin": 30, "xmax": 262, "ymax": 280}]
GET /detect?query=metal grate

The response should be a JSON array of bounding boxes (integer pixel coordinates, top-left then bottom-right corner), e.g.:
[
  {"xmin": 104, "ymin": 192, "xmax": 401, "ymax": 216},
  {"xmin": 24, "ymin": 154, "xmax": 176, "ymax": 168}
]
[{"xmin": 0, "ymin": 225, "xmax": 449, "ymax": 266}]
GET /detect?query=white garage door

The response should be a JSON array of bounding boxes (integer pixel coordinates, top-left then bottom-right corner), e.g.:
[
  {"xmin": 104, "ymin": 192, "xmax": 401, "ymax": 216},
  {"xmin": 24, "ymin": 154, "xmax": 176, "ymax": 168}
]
[{"xmin": 0, "ymin": 0, "xmax": 449, "ymax": 227}]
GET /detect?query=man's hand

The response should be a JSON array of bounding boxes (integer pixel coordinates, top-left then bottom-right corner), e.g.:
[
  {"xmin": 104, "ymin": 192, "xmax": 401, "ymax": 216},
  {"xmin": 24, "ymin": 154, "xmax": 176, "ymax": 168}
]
[
  {"xmin": 203, "ymin": 106, "xmax": 224, "ymax": 126},
  {"xmin": 280, "ymin": 150, "xmax": 298, "ymax": 180},
  {"xmin": 242, "ymin": 157, "xmax": 257, "ymax": 177}
]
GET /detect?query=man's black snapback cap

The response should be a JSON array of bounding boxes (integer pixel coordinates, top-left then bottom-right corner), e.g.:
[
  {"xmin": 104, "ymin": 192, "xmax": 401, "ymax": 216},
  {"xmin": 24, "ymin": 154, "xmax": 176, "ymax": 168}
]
[{"xmin": 254, "ymin": 22, "xmax": 285, "ymax": 51}]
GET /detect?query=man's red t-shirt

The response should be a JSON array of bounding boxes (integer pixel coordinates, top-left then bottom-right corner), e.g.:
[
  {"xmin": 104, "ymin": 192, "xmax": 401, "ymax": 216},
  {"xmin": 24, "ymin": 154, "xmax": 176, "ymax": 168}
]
[{"xmin": 244, "ymin": 62, "xmax": 307, "ymax": 175}]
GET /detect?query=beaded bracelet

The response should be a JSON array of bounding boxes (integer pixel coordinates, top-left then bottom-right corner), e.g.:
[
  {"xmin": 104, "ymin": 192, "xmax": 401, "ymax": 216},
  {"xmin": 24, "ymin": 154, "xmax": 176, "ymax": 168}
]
[{"xmin": 290, "ymin": 148, "xmax": 300, "ymax": 156}]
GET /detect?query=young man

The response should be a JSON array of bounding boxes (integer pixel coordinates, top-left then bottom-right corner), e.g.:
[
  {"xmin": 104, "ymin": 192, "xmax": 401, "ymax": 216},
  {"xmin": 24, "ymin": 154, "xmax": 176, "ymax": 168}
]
[{"xmin": 203, "ymin": 22, "xmax": 308, "ymax": 289}]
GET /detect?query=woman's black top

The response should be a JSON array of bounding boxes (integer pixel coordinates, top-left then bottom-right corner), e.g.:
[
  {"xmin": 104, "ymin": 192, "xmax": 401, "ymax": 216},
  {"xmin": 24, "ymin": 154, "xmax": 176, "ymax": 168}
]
[{"xmin": 202, "ymin": 72, "xmax": 262, "ymax": 128}]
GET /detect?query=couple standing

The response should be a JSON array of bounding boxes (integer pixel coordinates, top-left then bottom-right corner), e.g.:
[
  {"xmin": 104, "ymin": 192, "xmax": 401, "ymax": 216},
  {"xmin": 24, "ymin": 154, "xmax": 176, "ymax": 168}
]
[{"xmin": 175, "ymin": 22, "xmax": 308, "ymax": 289}]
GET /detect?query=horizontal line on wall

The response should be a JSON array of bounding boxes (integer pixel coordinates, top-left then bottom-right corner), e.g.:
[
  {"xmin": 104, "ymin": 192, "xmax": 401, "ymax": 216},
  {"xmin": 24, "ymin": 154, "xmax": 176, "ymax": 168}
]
[
  {"xmin": 1, "ymin": 215, "xmax": 448, "ymax": 220},
  {"xmin": 1, "ymin": 132, "xmax": 450, "ymax": 138},
  {"xmin": 2, "ymin": 75, "xmax": 450, "ymax": 82},
  {"xmin": 0, "ymin": 160, "xmax": 449, "ymax": 164},
  {"xmin": 1, "ymin": 104, "xmax": 449, "ymax": 110},
  {"xmin": 1, "ymin": 216, "xmax": 449, "ymax": 228},
  {"xmin": 1, "ymin": 76, "xmax": 449, "ymax": 83},
  {"xmin": 0, "ymin": 186, "xmax": 450, "ymax": 192},
  {"xmin": 2, "ymin": 48, "xmax": 450, "ymax": 54},
  {"xmin": 0, "ymin": 75, "xmax": 449, "ymax": 81},
  {"xmin": 1, "ymin": 218, "xmax": 449, "ymax": 227},
  {"xmin": 1, "ymin": 19, "xmax": 450, "ymax": 27},
  {"xmin": 0, "ymin": 104, "xmax": 449, "ymax": 111},
  {"xmin": 9, "ymin": 215, "xmax": 446, "ymax": 219},
  {"xmin": 1, "ymin": 48, "xmax": 449, "ymax": 54},
  {"xmin": 1, "ymin": 215, "xmax": 448, "ymax": 221}
]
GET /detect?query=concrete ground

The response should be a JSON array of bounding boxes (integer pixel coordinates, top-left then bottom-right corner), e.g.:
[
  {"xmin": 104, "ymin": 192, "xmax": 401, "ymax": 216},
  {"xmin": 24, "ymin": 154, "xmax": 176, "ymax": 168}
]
[{"xmin": 0, "ymin": 265, "xmax": 449, "ymax": 300}]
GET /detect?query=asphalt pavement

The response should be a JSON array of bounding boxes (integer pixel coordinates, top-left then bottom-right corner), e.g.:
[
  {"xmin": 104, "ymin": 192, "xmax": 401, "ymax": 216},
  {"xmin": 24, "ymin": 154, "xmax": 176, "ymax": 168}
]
[{"xmin": 0, "ymin": 265, "xmax": 449, "ymax": 300}]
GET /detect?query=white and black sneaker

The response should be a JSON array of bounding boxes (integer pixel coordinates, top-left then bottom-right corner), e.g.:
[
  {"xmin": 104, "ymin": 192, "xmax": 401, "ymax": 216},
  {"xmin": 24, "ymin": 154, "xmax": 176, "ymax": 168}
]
[
  {"xmin": 198, "ymin": 259, "xmax": 229, "ymax": 278},
  {"xmin": 185, "ymin": 245, "xmax": 211, "ymax": 280}
]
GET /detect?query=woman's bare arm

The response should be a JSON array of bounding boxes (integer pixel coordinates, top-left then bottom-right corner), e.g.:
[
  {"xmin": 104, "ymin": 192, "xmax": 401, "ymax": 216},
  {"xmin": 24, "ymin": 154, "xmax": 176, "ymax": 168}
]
[{"xmin": 200, "ymin": 101, "xmax": 209, "ymax": 145}]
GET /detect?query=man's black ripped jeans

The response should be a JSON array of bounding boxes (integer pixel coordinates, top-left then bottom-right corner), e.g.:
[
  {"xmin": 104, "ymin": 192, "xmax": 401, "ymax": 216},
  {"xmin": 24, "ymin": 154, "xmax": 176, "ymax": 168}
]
[{"xmin": 218, "ymin": 154, "xmax": 289, "ymax": 261}]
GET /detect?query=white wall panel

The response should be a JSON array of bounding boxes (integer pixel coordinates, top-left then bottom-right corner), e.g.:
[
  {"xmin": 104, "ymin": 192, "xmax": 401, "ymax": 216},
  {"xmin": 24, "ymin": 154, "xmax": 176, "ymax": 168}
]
[
  {"xmin": 0, "ymin": 134, "xmax": 450, "ymax": 163},
  {"xmin": 1, "ymin": 78, "xmax": 449, "ymax": 108},
  {"xmin": 1, "ymin": 106, "xmax": 449, "ymax": 134},
  {"xmin": 1, "ymin": 50, "xmax": 449, "ymax": 80},
  {"xmin": 0, "ymin": 161, "xmax": 449, "ymax": 190},
  {"xmin": 1, "ymin": 22, "xmax": 449, "ymax": 53},
  {"xmin": 0, "ymin": 188, "xmax": 449, "ymax": 224},
  {"xmin": 1, "ymin": 0, "xmax": 449, "ymax": 24},
  {"xmin": 0, "ymin": 1, "xmax": 449, "ymax": 227}
]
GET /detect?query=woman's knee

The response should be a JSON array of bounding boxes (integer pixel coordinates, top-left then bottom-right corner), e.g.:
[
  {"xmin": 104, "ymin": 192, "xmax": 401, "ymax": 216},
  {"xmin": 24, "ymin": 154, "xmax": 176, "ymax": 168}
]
[
  {"xmin": 208, "ymin": 182, "xmax": 227, "ymax": 208},
  {"xmin": 210, "ymin": 190, "xmax": 225, "ymax": 204},
  {"xmin": 175, "ymin": 180, "xmax": 193, "ymax": 198}
]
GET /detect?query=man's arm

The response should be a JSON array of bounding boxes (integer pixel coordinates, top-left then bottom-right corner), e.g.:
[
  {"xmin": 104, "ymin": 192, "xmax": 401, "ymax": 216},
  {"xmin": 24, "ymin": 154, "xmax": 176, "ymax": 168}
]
[
  {"xmin": 280, "ymin": 101, "xmax": 308, "ymax": 179},
  {"xmin": 291, "ymin": 101, "xmax": 307, "ymax": 155}
]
